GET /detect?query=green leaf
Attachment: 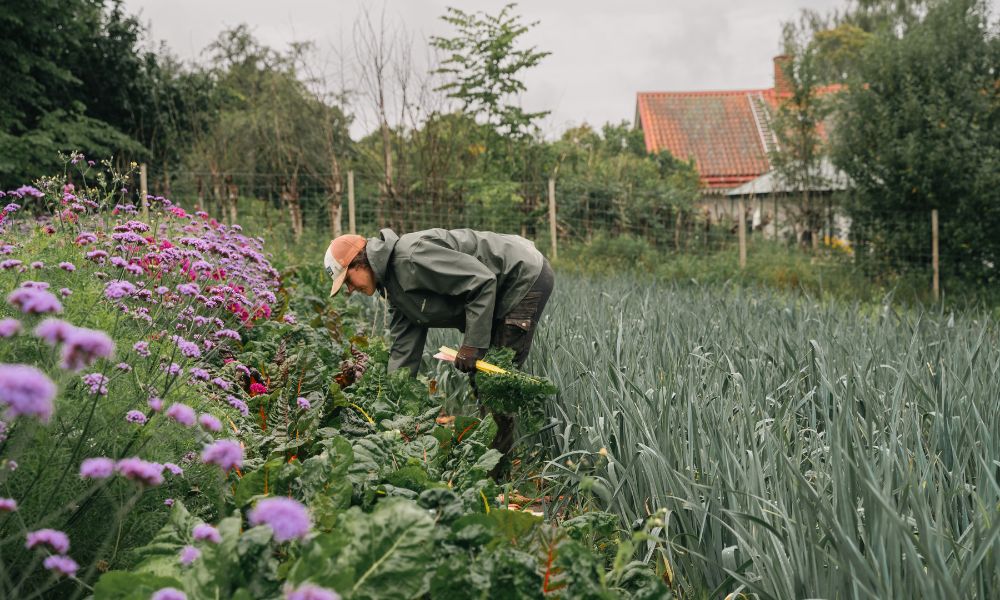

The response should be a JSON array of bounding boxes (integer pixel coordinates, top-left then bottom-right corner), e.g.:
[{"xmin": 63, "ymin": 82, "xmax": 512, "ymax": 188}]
[
  {"xmin": 290, "ymin": 499, "xmax": 436, "ymax": 599},
  {"xmin": 93, "ymin": 572, "xmax": 184, "ymax": 600},
  {"xmin": 234, "ymin": 456, "xmax": 288, "ymax": 507}
]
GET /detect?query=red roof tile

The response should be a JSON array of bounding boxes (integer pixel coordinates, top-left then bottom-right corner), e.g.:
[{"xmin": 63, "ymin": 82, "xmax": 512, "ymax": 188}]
[
  {"xmin": 636, "ymin": 81, "xmax": 844, "ymax": 191},
  {"xmin": 636, "ymin": 89, "xmax": 777, "ymax": 190}
]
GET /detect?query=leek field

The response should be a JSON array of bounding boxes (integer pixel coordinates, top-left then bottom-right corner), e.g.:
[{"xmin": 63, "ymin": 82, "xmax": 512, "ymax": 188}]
[{"xmin": 521, "ymin": 278, "xmax": 1000, "ymax": 598}]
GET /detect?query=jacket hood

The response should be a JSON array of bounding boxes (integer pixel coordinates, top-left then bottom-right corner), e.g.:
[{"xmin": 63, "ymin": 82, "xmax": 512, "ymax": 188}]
[{"xmin": 366, "ymin": 228, "xmax": 399, "ymax": 285}]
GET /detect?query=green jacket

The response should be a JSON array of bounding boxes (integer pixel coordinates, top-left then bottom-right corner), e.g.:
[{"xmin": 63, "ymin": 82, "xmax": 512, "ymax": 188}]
[{"xmin": 365, "ymin": 228, "xmax": 544, "ymax": 375}]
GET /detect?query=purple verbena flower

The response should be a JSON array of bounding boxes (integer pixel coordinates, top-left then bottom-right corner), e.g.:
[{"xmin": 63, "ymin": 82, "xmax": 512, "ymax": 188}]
[
  {"xmin": 177, "ymin": 283, "xmax": 199, "ymax": 296},
  {"xmin": 43, "ymin": 554, "xmax": 78, "ymax": 577},
  {"xmin": 81, "ymin": 373, "xmax": 109, "ymax": 396},
  {"xmin": 58, "ymin": 262, "xmax": 76, "ymax": 272},
  {"xmin": 0, "ymin": 498, "xmax": 17, "ymax": 512},
  {"xmin": 59, "ymin": 287, "xmax": 72, "ymax": 297},
  {"xmin": 80, "ymin": 457, "xmax": 115, "ymax": 479},
  {"xmin": 179, "ymin": 544, "xmax": 200, "ymax": 566},
  {"xmin": 152, "ymin": 588, "xmax": 186, "ymax": 600},
  {"xmin": 133, "ymin": 341, "xmax": 150, "ymax": 357},
  {"xmin": 7, "ymin": 287, "xmax": 62, "ymax": 314},
  {"xmin": 201, "ymin": 439, "xmax": 242, "ymax": 472},
  {"xmin": 148, "ymin": 396, "xmax": 163, "ymax": 412},
  {"xmin": 215, "ymin": 329, "xmax": 240, "ymax": 340},
  {"xmin": 0, "ymin": 259, "xmax": 22, "ymax": 270},
  {"xmin": 104, "ymin": 280, "xmax": 136, "ymax": 300},
  {"xmin": 75, "ymin": 232, "xmax": 97, "ymax": 246},
  {"xmin": 192, "ymin": 523, "xmax": 221, "ymax": 544},
  {"xmin": 170, "ymin": 335, "xmax": 201, "ymax": 358},
  {"xmin": 34, "ymin": 318, "xmax": 73, "ymax": 345},
  {"xmin": 296, "ymin": 397, "xmax": 310, "ymax": 410},
  {"xmin": 283, "ymin": 313, "xmax": 297, "ymax": 325},
  {"xmin": 165, "ymin": 403, "xmax": 195, "ymax": 427},
  {"xmin": 116, "ymin": 362, "xmax": 132, "ymax": 372},
  {"xmin": 60, "ymin": 327, "xmax": 114, "ymax": 370},
  {"xmin": 247, "ymin": 497, "xmax": 310, "ymax": 542},
  {"xmin": 25, "ymin": 529, "xmax": 70, "ymax": 554},
  {"xmin": 13, "ymin": 186, "xmax": 43, "ymax": 199},
  {"xmin": 164, "ymin": 462, "xmax": 183, "ymax": 476},
  {"xmin": 116, "ymin": 457, "xmax": 164, "ymax": 486},
  {"xmin": 163, "ymin": 363, "xmax": 183, "ymax": 377},
  {"xmin": 226, "ymin": 396, "xmax": 249, "ymax": 416},
  {"xmin": 198, "ymin": 413, "xmax": 222, "ymax": 432},
  {"xmin": 0, "ymin": 318, "xmax": 21, "ymax": 338},
  {"xmin": 30, "ymin": 261, "xmax": 43, "ymax": 269},
  {"xmin": 286, "ymin": 584, "xmax": 341, "ymax": 600},
  {"xmin": 125, "ymin": 410, "xmax": 146, "ymax": 424},
  {"xmin": 212, "ymin": 377, "xmax": 230, "ymax": 391},
  {"xmin": 0, "ymin": 364, "xmax": 56, "ymax": 422},
  {"xmin": 190, "ymin": 368, "xmax": 209, "ymax": 381},
  {"xmin": 111, "ymin": 231, "xmax": 148, "ymax": 245},
  {"xmin": 164, "ymin": 498, "xmax": 174, "ymax": 507}
]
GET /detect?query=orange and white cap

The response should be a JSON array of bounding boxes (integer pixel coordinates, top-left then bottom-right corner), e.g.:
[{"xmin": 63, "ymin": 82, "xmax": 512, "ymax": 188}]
[{"xmin": 323, "ymin": 235, "xmax": 366, "ymax": 297}]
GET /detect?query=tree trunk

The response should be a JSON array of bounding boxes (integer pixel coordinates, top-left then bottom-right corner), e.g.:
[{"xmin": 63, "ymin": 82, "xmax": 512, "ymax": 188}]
[
  {"xmin": 196, "ymin": 176, "xmax": 205, "ymax": 211},
  {"xmin": 225, "ymin": 176, "xmax": 239, "ymax": 226},
  {"xmin": 282, "ymin": 177, "xmax": 303, "ymax": 243},
  {"xmin": 209, "ymin": 164, "xmax": 223, "ymax": 219}
]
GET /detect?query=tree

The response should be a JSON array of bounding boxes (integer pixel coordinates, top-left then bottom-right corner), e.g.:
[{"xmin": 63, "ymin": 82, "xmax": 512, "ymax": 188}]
[
  {"xmin": 428, "ymin": 4, "xmax": 551, "ymax": 232},
  {"xmin": 771, "ymin": 26, "xmax": 836, "ymax": 248},
  {"xmin": 830, "ymin": 0, "xmax": 1000, "ymax": 283},
  {"xmin": 0, "ymin": 0, "xmax": 150, "ymax": 187},
  {"xmin": 430, "ymin": 3, "xmax": 550, "ymax": 141}
]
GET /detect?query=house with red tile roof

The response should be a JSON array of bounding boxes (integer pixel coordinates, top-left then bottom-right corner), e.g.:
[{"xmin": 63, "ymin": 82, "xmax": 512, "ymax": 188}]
[
  {"xmin": 635, "ymin": 56, "xmax": 793, "ymax": 194},
  {"xmin": 636, "ymin": 57, "xmax": 848, "ymax": 242}
]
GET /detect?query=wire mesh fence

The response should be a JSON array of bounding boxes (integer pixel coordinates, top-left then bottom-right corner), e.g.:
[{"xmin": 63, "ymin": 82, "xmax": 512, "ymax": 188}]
[{"xmin": 136, "ymin": 168, "xmax": 955, "ymax": 296}]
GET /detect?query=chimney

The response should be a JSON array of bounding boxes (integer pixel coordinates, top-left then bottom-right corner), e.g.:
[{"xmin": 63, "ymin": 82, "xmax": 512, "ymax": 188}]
[{"xmin": 773, "ymin": 55, "xmax": 792, "ymax": 97}]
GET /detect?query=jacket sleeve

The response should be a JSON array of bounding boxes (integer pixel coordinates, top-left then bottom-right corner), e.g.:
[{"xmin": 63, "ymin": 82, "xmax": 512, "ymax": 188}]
[
  {"xmin": 403, "ymin": 239, "xmax": 496, "ymax": 349},
  {"xmin": 387, "ymin": 306, "xmax": 428, "ymax": 376}
]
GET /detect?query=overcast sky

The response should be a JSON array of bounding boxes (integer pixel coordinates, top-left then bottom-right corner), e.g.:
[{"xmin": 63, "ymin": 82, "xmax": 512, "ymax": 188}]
[{"xmin": 124, "ymin": 0, "xmax": 859, "ymax": 137}]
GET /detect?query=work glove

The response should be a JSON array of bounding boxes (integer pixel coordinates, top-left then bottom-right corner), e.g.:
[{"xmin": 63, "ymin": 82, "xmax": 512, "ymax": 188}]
[{"xmin": 454, "ymin": 345, "xmax": 486, "ymax": 374}]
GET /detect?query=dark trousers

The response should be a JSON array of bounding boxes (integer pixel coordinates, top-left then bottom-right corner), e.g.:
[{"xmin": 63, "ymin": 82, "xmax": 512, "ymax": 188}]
[{"xmin": 482, "ymin": 259, "xmax": 554, "ymax": 471}]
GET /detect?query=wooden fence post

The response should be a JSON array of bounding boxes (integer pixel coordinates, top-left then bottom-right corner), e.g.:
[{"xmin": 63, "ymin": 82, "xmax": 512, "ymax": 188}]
[
  {"xmin": 548, "ymin": 178, "xmax": 557, "ymax": 260},
  {"xmin": 139, "ymin": 163, "xmax": 148, "ymax": 220},
  {"xmin": 348, "ymin": 170, "xmax": 356, "ymax": 235},
  {"xmin": 932, "ymin": 209, "xmax": 939, "ymax": 301},
  {"xmin": 738, "ymin": 196, "xmax": 747, "ymax": 269}
]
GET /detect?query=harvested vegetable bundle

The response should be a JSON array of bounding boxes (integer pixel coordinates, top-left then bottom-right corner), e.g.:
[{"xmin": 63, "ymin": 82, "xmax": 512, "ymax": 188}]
[{"xmin": 473, "ymin": 348, "xmax": 557, "ymax": 435}]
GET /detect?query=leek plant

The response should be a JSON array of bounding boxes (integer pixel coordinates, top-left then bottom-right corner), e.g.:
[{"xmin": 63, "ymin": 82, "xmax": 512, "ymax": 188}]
[{"xmin": 533, "ymin": 275, "xmax": 999, "ymax": 599}]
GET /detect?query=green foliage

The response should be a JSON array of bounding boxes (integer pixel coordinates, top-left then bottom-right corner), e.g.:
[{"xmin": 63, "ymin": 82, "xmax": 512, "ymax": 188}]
[
  {"xmin": 477, "ymin": 348, "xmax": 557, "ymax": 434},
  {"xmin": 431, "ymin": 3, "xmax": 551, "ymax": 139},
  {"xmin": 551, "ymin": 123, "xmax": 702, "ymax": 243},
  {"xmin": 0, "ymin": 0, "xmax": 202, "ymax": 186},
  {"xmin": 831, "ymin": 0, "xmax": 1000, "ymax": 283}
]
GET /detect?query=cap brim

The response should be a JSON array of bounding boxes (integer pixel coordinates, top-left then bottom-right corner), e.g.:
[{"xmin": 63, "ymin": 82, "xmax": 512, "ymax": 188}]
[{"xmin": 329, "ymin": 268, "xmax": 349, "ymax": 297}]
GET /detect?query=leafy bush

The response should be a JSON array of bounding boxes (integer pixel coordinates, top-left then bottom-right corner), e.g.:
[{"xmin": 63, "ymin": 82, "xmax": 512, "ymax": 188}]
[{"xmin": 477, "ymin": 347, "xmax": 557, "ymax": 434}]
